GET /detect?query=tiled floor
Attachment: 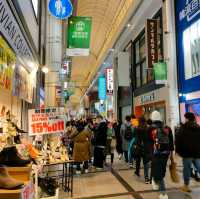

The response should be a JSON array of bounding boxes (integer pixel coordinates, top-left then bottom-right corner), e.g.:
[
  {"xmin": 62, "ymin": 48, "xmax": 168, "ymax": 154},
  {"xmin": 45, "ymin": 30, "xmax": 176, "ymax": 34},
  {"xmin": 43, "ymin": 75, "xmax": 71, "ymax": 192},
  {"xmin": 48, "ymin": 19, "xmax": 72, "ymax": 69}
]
[{"xmin": 59, "ymin": 155, "xmax": 200, "ymax": 199}]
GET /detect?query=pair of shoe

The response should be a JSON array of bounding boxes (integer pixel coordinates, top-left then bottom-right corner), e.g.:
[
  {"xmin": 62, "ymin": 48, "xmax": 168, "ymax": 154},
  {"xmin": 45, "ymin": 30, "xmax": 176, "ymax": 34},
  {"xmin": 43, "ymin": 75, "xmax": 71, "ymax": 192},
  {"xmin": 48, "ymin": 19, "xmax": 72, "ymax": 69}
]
[
  {"xmin": 181, "ymin": 185, "xmax": 192, "ymax": 193},
  {"xmin": 159, "ymin": 193, "xmax": 168, "ymax": 199},
  {"xmin": 145, "ymin": 178, "xmax": 150, "ymax": 184}
]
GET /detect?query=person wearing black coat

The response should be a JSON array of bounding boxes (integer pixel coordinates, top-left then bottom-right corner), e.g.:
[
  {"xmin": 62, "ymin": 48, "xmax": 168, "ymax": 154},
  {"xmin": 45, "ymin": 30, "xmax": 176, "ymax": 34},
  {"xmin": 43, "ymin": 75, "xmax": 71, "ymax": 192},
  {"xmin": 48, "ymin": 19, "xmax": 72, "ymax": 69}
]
[
  {"xmin": 175, "ymin": 112, "xmax": 200, "ymax": 192},
  {"xmin": 92, "ymin": 115, "xmax": 108, "ymax": 169},
  {"xmin": 134, "ymin": 117, "xmax": 152, "ymax": 184}
]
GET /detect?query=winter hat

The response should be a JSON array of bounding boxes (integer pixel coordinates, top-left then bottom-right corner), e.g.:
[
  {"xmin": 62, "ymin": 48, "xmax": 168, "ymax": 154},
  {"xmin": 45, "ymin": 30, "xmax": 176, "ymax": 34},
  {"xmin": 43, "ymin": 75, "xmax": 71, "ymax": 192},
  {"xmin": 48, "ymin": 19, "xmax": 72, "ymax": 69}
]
[{"xmin": 150, "ymin": 110, "xmax": 162, "ymax": 121}]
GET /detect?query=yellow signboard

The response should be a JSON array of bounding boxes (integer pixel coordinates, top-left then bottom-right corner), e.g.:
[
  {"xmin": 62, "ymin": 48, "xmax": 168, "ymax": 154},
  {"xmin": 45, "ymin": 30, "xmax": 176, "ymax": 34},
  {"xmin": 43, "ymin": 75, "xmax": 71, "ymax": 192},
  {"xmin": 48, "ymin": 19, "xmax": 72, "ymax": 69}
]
[{"xmin": 0, "ymin": 36, "xmax": 16, "ymax": 91}]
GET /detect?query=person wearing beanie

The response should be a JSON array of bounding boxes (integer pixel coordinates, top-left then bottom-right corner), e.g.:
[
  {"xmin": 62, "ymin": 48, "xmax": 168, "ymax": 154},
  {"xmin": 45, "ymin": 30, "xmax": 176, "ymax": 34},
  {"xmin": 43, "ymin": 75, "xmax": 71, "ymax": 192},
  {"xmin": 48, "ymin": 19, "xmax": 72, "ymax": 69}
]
[
  {"xmin": 175, "ymin": 112, "xmax": 200, "ymax": 192},
  {"xmin": 150, "ymin": 110, "xmax": 174, "ymax": 199}
]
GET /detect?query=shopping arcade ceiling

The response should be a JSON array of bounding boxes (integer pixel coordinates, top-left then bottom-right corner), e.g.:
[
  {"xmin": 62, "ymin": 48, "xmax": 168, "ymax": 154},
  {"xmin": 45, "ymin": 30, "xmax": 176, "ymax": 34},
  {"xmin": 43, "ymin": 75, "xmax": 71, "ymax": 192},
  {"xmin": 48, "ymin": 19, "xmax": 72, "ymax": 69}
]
[{"xmin": 69, "ymin": 0, "xmax": 141, "ymax": 106}]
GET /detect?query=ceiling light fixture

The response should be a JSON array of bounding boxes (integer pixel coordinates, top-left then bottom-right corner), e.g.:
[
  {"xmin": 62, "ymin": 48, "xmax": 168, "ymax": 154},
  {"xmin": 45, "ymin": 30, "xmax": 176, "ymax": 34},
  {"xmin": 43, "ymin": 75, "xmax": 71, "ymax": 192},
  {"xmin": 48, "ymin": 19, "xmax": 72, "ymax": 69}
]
[{"xmin": 42, "ymin": 66, "xmax": 49, "ymax": 74}]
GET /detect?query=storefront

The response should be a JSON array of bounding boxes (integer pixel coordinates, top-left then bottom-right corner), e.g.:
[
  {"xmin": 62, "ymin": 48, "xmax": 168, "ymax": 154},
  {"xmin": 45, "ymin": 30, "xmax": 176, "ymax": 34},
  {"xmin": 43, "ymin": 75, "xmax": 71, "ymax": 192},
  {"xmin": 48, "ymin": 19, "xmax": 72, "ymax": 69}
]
[
  {"xmin": 175, "ymin": 0, "xmax": 200, "ymax": 123},
  {"xmin": 0, "ymin": 0, "xmax": 39, "ymax": 130},
  {"xmin": 134, "ymin": 87, "xmax": 168, "ymax": 123}
]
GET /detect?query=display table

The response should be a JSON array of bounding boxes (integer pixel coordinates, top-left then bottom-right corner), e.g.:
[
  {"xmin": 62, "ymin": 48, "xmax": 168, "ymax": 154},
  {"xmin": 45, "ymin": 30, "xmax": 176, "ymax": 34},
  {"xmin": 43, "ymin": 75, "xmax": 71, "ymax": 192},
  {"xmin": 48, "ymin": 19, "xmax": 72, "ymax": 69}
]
[
  {"xmin": 0, "ymin": 181, "xmax": 34, "ymax": 199},
  {"xmin": 34, "ymin": 160, "xmax": 74, "ymax": 199}
]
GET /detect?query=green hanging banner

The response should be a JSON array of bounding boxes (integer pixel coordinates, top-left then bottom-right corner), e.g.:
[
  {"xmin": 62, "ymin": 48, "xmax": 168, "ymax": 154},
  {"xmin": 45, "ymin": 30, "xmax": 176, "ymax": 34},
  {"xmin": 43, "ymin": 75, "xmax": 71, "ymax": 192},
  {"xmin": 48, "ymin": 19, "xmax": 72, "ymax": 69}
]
[
  {"xmin": 153, "ymin": 62, "xmax": 167, "ymax": 85},
  {"xmin": 67, "ymin": 16, "xmax": 92, "ymax": 56}
]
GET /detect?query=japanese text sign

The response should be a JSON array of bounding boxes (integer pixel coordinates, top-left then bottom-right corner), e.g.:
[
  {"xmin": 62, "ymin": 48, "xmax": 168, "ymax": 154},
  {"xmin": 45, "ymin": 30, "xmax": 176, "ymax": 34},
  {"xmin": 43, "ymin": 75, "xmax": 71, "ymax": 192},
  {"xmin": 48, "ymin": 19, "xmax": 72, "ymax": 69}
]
[
  {"xmin": 106, "ymin": 68, "xmax": 113, "ymax": 95},
  {"xmin": 28, "ymin": 108, "xmax": 66, "ymax": 136},
  {"xmin": 146, "ymin": 19, "xmax": 158, "ymax": 68}
]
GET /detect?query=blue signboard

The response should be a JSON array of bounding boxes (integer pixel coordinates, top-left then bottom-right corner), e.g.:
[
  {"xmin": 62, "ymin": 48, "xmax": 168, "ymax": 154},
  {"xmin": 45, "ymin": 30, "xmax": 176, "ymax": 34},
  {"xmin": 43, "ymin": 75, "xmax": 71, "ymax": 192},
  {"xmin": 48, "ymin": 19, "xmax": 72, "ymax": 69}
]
[
  {"xmin": 48, "ymin": 0, "xmax": 73, "ymax": 19},
  {"xmin": 175, "ymin": 0, "xmax": 200, "ymax": 98},
  {"xmin": 98, "ymin": 76, "xmax": 106, "ymax": 100}
]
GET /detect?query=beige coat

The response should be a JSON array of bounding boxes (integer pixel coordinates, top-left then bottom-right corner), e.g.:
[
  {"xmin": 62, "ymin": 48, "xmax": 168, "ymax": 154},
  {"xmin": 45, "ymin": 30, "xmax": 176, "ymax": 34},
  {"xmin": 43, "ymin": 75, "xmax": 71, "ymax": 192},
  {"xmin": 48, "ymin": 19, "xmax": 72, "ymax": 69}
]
[{"xmin": 71, "ymin": 128, "xmax": 92, "ymax": 162}]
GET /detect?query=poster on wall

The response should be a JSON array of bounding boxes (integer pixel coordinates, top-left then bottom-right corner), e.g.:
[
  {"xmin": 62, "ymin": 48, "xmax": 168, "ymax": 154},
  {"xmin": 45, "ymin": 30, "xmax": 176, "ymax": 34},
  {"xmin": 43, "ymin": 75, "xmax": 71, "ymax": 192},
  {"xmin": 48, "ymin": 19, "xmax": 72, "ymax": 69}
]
[
  {"xmin": 67, "ymin": 16, "xmax": 92, "ymax": 56},
  {"xmin": 0, "ymin": 36, "xmax": 15, "ymax": 91},
  {"xmin": 28, "ymin": 108, "xmax": 66, "ymax": 136},
  {"xmin": 12, "ymin": 63, "xmax": 33, "ymax": 103},
  {"xmin": 106, "ymin": 68, "xmax": 113, "ymax": 95},
  {"xmin": 146, "ymin": 19, "xmax": 158, "ymax": 68},
  {"xmin": 153, "ymin": 62, "xmax": 167, "ymax": 84}
]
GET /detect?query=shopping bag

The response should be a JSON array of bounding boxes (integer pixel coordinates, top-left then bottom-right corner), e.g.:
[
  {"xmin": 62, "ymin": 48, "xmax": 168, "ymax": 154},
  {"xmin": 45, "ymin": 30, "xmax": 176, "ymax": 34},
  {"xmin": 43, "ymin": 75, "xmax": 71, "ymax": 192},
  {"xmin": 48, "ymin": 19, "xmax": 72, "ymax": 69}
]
[{"xmin": 169, "ymin": 160, "xmax": 180, "ymax": 183}]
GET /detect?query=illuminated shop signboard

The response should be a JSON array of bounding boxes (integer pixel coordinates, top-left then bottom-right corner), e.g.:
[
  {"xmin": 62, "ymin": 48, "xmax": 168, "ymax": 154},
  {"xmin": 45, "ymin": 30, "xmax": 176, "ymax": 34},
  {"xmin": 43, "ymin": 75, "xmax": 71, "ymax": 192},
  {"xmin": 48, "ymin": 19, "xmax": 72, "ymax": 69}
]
[
  {"xmin": 98, "ymin": 76, "xmax": 106, "ymax": 100},
  {"xmin": 106, "ymin": 68, "xmax": 113, "ymax": 95}
]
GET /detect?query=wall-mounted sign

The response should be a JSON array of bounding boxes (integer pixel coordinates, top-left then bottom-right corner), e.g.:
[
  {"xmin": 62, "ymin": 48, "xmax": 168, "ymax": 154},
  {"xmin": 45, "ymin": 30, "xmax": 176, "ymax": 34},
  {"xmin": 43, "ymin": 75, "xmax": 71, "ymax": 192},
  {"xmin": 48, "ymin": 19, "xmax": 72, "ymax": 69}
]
[
  {"xmin": 28, "ymin": 108, "xmax": 66, "ymax": 136},
  {"xmin": 48, "ymin": 0, "xmax": 73, "ymax": 20},
  {"xmin": 146, "ymin": 19, "xmax": 158, "ymax": 68},
  {"xmin": 98, "ymin": 76, "xmax": 106, "ymax": 100},
  {"xmin": 0, "ymin": 36, "xmax": 15, "ymax": 91},
  {"xmin": 106, "ymin": 68, "xmax": 113, "ymax": 95},
  {"xmin": 141, "ymin": 92, "xmax": 155, "ymax": 104},
  {"xmin": 0, "ymin": 0, "xmax": 36, "ymax": 72},
  {"xmin": 179, "ymin": 0, "xmax": 200, "ymax": 22},
  {"xmin": 153, "ymin": 62, "xmax": 167, "ymax": 85},
  {"xmin": 67, "ymin": 16, "xmax": 92, "ymax": 56}
]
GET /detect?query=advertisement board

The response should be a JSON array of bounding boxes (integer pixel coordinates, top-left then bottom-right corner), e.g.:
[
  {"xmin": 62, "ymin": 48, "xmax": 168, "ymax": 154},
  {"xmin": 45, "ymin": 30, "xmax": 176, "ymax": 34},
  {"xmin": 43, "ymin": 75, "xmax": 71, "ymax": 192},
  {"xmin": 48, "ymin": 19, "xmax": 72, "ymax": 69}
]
[
  {"xmin": 67, "ymin": 16, "xmax": 92, "ymax": 56},
  {"xmin": 0, "ymin": 36, "xmax": 15, "ymax": 91},
  {"xmin": 28, "ymin": 108, "xmax": 66, "ymax": 136},
  {"xmin": 153, "ymin": 62, "xmax": 167, "ymax": 85},
  {"xmin": 98, "ymin": 76, "xmax": 106, "ymax": 100},
  {"xmin": 106, "ymin": 68, "xmax": 113, "ymax": 95}
]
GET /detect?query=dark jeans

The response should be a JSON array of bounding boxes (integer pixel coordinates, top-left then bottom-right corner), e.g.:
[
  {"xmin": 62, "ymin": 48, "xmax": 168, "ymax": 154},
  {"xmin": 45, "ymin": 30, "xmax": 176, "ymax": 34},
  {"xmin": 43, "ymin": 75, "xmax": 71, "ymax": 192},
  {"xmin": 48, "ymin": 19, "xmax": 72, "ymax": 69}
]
[
  {"xmin": 151, "ymin": 155, "xmax": 168, "ymax": 192},
  {"xmin": 93, "ymin": 146, "xmax": 105, "ymax": 168},
  {"xmin": 76, "ymin": 161, "xmax": 88, "ymax": 171},
  {"xmin": 124, "ymin": 151, "xmax": 128, "ymax": 163},
  {"xmin": 135, "ymin": 155, "xmax": 150, "ymax": 179},
  {"xmin": 183, "ymin": 158, "xmax": 200, "ymax": 185}
]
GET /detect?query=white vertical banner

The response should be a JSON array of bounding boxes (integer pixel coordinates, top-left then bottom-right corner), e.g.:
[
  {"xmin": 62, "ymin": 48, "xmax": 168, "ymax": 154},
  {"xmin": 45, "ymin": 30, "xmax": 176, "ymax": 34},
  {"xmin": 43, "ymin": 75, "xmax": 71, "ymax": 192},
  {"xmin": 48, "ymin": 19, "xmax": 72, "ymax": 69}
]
[
  {"xmin": 117, "ymin": 52, "xmax": 130, "ymax": 86},
  {"xmin": 106, "ymin": 68, "xmax": 113, "ymax": 95}
]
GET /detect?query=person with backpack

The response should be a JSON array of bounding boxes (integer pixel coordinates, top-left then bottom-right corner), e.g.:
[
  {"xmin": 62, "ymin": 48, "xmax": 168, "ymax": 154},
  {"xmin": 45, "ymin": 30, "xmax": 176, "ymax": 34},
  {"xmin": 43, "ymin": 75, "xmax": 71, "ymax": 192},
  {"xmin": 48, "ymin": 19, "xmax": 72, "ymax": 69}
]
[
  {"xmin": 175, "ymin": 112, "xmax": 200, "ymax": 193},
  {"xmin": 150, "ymin": 111, "xmax": 174, "ymax": 199},
  {"xmin": 120, "ymin": 115, "xmax": 134, "ymax": 166}
]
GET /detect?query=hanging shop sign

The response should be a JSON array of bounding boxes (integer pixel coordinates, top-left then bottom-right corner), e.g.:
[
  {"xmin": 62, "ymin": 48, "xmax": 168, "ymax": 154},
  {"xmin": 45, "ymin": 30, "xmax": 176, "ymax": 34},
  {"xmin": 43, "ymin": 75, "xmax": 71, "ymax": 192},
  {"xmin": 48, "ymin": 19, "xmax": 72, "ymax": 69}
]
[
  {"xmin": 0, "ymin": 36, "xmax": 15, "ymax": 91},
  {"xmin": 48, "ymin": 0, "xmax": 73, "ymax": 20},
  {"xmin": 153, "ymin": 62, "xmax": 167, "ymax": 85},
  {"xmin": 179, "ymin": 0, "xmax": 200, "ymax": 23},
  {"xmin": 146, "ymin": 19, "xmax": 158, "ymax": 68},
  {"xmin": 106, "ymin": 68, "xmax": 113, "ymax": 95},
  {"xmin": 67, "ymin": 16, "xmax": 92, "ymax": 56},
  {"xmin": 28, "ymin": 108, "xmax": 66, "ymax": 136},
  {"xmin": 0, "ymin": 0, "xmax": 36, "ymax": 72},
  {"xmin": 98, "ymin": 76, "xmax": 106, "ymax": 100},
  {"xmin": 141, "ymin": 92, "xmax": 155, "ymax": 104},
  {"xmin": 12, "ymin": 64, "xmax": 34, "ymax": 103}
]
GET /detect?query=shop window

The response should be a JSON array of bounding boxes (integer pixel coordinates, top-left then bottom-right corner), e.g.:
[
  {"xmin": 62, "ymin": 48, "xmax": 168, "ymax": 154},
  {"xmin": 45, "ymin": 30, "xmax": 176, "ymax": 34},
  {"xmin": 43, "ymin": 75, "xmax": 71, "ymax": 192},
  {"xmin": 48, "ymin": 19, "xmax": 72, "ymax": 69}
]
[
  {"xmin": 183, "ymin": 18, "xmax": 200, "ymax": 79},
  {"xmin": 136, "ymin": 64, "xmax": 141, "ymax": 88}
]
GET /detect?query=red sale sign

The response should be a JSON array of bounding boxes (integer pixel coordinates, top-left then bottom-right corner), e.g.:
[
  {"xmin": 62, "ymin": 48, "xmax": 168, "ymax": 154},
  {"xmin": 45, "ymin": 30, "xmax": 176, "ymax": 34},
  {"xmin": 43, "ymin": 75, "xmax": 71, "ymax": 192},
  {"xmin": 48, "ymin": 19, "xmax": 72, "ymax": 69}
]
[{"xmin": 28, "ymin": 108, "xmax": 66, "ymax": 136}]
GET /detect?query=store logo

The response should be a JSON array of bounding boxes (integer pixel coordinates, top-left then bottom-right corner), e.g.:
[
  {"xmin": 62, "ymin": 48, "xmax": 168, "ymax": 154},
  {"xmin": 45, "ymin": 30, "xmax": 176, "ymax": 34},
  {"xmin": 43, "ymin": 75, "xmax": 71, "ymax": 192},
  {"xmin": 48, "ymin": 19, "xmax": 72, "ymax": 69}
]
[
  {"xmin": 179, "ymin": 0, "xmax": 200, "ymax": 22},
  {"xmin": 75, "ymin": 21, "xmax": 85, "ymax": 32}
]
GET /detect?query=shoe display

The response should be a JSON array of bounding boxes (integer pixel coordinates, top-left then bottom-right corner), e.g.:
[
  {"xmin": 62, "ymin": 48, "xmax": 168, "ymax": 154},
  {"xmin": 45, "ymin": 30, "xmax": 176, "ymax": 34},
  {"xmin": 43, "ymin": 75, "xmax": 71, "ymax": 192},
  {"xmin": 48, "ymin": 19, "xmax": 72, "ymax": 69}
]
[
  {"xmin": 0, "ymin": 165, "xmax": 24, "ymax": 189},
  {"xmin": 180, "ymin": 185, "xmax": 192, "ymax": 193},
  {"xmin": 0, "ymin": 146, "xmax": 31, "ymax": 167}
]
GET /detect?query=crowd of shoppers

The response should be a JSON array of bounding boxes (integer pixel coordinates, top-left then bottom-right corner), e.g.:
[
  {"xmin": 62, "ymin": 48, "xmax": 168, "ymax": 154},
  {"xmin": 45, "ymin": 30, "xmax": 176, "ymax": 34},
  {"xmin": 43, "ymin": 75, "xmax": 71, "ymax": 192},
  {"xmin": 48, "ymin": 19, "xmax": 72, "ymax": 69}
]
[{"xmin": 65, "ymin": 110, "xmax": 200, "ymax": 199}]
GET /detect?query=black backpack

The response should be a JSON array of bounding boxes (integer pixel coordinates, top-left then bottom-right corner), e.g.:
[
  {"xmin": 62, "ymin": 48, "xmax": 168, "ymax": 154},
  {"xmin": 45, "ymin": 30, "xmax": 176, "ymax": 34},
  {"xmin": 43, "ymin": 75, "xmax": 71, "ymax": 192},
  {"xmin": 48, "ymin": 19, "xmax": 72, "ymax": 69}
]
[{"xmin": 124, "ymin": 125, "xmax": 133, "ymax": 140}]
